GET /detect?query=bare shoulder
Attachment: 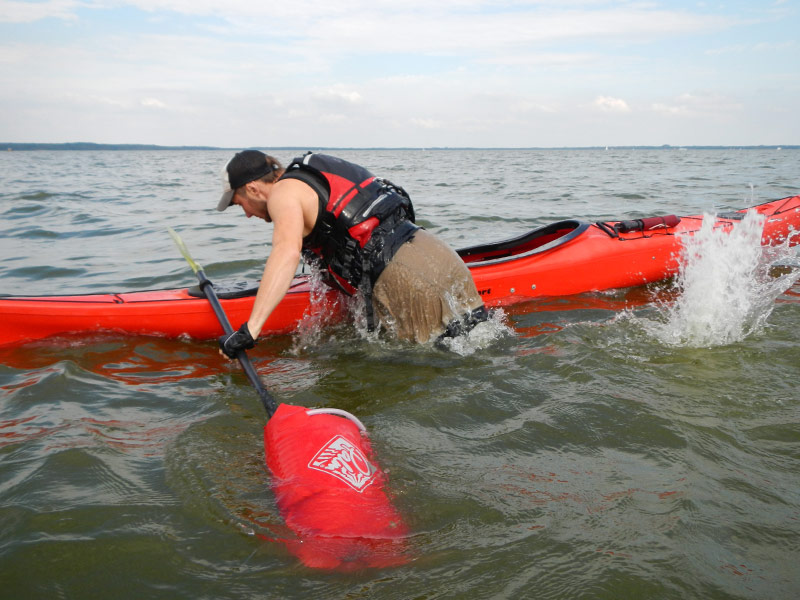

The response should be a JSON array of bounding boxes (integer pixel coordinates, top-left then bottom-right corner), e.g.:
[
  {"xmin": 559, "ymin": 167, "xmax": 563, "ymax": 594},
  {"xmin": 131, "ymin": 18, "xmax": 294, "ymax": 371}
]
[{"xmin": 270, "ymin": 178, "xmax": 318, "ymax": 235}]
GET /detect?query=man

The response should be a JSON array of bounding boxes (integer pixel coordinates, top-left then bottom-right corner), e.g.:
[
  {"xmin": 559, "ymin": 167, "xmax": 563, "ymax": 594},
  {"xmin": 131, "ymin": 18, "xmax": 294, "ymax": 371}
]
[{"xmin": 216, "ymin": 149, "xmax": 486, "ymax": 357}]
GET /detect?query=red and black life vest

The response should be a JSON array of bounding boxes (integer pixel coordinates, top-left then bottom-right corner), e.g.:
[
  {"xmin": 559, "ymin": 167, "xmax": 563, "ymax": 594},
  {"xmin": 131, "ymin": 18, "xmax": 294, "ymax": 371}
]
[{"xmin": 282, "ymin": 153, "xmax": 417, "ymax": 294}]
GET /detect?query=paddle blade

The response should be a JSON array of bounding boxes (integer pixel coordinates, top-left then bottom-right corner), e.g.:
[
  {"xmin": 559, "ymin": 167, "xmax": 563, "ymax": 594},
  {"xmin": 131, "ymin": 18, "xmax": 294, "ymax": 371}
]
[{"xmin": 264, "ymin": 404, "xmax": 410, "ymax": 570}]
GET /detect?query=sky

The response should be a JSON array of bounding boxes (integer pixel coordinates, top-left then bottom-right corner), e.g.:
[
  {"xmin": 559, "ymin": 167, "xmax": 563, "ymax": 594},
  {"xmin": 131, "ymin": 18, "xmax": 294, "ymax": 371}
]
[{"xmin": 0, "ymin": 0, "xmax": 798, "ymax": 148}]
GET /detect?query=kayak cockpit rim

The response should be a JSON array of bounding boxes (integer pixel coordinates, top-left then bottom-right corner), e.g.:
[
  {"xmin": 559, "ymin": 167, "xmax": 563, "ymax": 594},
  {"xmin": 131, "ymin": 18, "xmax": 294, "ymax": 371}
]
[{"xmin": 457, "ymin": 219, "xmax": 590, "ymax": 266}]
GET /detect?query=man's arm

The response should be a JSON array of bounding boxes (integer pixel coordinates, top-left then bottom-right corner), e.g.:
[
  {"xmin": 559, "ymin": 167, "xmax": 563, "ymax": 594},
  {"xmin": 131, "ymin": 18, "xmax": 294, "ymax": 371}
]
[{"xmin": 245, "ymin": 184, "xmax": 306, "ymax": 338}]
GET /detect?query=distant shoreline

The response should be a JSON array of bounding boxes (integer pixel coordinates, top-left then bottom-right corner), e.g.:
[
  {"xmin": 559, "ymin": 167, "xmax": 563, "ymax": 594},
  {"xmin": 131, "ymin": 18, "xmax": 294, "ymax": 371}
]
[{"xmin": 2, "ymin": 142, "xmax": 798, "ymax": 152}]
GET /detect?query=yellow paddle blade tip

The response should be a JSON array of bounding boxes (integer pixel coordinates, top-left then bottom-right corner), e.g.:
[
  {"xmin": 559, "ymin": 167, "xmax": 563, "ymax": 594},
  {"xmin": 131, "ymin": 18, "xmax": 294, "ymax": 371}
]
[{"xmin": 167, "ymin": 227, "xmax": 201, "ymax": 274}]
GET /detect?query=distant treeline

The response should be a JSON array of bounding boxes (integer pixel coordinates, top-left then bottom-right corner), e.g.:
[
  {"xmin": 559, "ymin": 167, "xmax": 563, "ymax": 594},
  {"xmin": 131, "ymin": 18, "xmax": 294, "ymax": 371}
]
[
  {"xmin": 3, "ymin": 142, "xmax": 798, "ymax": 152},
  {"xmin": 3, "ymin": 142, "xmax": 222, "ymax": 151}
]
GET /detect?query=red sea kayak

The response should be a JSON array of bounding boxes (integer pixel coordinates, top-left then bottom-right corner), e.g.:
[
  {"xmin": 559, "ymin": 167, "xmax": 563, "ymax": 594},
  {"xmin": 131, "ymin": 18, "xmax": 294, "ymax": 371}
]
[{"xmin": 2, "ymin": 196, "xmax": 798, "ymax": 347}]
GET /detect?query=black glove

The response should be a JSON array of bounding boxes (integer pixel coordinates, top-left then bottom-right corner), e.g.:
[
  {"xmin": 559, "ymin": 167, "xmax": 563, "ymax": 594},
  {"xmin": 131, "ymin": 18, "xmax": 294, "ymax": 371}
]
[{"xmin": 219, "ymin": 322, "xmax": 255, "ymax": 359}]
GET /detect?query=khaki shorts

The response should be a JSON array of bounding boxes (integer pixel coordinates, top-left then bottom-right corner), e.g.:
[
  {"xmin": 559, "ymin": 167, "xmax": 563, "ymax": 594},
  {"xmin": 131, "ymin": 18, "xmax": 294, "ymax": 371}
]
[{"xmin": 371, "ymin": 229, "xmax": 484, "ymax": 343}]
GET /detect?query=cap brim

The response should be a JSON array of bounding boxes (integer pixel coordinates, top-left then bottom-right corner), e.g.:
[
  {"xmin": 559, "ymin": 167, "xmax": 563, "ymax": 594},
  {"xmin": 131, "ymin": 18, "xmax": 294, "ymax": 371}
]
[{"xmin": 217, "ymin": 189, "xmax": 235, "ymax": 211}]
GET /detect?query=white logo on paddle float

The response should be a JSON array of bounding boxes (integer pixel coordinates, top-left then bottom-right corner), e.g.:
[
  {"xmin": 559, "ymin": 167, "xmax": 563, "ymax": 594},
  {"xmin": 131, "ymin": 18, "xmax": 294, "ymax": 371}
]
[{"xmin": 308, "ymin": 435, "xmax": 378, "ymax": 492}]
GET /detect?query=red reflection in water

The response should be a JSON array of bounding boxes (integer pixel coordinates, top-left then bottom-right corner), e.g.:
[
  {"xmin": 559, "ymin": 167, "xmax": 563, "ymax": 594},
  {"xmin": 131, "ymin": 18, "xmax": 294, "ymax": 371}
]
[
  {"xmin": 0, "ymin": 415, "xmax": 67, "ymax": 449},
  {"xmin": 504, "ymin": 285, "xmax": 666, "ymax": 342},
  {"xmin": 0, "ymin": 337, "xmax": 252, "ymax": 455},
  {"xmin": 777, "ymin": 277, "xmax": 800, "ymax": 303},
  {"xmin": 506, "ymin": 285, "xmax": 663, "ymax": 318},
  {"xmin": 0, "ymin": 334, "xmax": 286, "ymax": 385}
]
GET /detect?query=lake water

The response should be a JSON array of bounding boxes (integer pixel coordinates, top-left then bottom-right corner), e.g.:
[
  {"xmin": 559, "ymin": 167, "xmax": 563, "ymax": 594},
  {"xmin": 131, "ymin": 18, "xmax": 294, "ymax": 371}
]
[{"xmin": 1, "ymin": 148, "xmax": 798, "ymax": 599}]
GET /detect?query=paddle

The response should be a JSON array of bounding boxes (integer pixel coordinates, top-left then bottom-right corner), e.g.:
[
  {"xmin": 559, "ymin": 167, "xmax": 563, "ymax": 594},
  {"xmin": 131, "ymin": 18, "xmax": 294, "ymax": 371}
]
[
  {"xmin": 168, "ymin": 228, "xmax": 409, "ymax": 570},
  {"xmin": 168, "ymin": 228, "xmax": 277, "ymax": 417}
]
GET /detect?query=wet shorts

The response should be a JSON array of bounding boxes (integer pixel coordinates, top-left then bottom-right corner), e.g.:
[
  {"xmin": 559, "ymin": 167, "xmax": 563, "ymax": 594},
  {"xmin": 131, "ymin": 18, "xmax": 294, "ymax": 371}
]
[{"xmin": 371, "ymin": 229, "xmax": 486, "ymax": 343}]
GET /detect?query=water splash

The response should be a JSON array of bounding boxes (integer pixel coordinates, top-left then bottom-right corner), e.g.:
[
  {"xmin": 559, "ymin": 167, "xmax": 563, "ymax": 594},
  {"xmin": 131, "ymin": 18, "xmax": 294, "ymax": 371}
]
[
  {"xmin": 290, "ymin": 265, "xmax": 347, "ymax": 354},
  {"xmin": 341, "ymin": 275, "xmax": 514, "ymax": 353},
  {"xmin": 436, "ymin": 285, "xmax": 513, "ymax": 355},
  {"xmin": 642, "ymin": 210, "xmax": 799, "ymax": 348},
  {"xmin": 348, "ymin": 291, "xmax": 511, "ymax": 355},
  {"xmin": 435, "ymin": 309, "xmax": 511, "ymax": 356},
  {"xmin": 290, "ymin": 270, "xmax": 513, "ymax": 355}
]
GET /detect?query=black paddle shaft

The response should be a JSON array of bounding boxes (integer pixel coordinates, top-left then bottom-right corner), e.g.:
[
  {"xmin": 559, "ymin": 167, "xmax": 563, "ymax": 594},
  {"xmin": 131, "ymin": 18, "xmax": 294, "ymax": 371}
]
[{"xmin": 196, "ymin": 269, "xmax": 278, "ymax": 418}]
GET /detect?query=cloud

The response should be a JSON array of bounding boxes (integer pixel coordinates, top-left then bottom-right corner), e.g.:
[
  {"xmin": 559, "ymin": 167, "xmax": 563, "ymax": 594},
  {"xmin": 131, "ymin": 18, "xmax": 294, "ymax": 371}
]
[
  {"xmin": 0, "ymin": 1, "xmax": 795, "ymax": 146},
  {"xmin": 707, "ymin": 40, "xmax": 796, "ymax": 55},
  {"xmin": 290, "ymin": 5, "xmax": 732, "ymax": 64},
  {"xmin": 0, "ymin": 0, "xmax": 79, "ymax": 23},
  {"xmin": 314, "ymin": 86, "xmax": 363, "ymax": 105},
  {"xmin": 477, "ymin": 51, "xmax": 599, "ymax": 68},
  {"xmin": 650, "ymin": 93, "xmax": 743, "ymax": 118},
  {"xmin": 27, "ymin": 1, "xmax": 736, "ymax": 61},
  {"xmin": 140, "ymin": 97, "xmax": 167, "ymax": 109},
  {"xmin": 593, "ymin": 96, "xmax": 631, "ymax": 113}
]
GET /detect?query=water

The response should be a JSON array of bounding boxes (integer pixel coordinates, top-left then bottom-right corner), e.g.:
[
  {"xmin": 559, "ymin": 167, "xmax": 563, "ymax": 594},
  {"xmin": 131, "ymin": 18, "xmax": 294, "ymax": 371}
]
[{"xmin": 1, "ymin": 148, "xmax": 799, "ymax": 599}]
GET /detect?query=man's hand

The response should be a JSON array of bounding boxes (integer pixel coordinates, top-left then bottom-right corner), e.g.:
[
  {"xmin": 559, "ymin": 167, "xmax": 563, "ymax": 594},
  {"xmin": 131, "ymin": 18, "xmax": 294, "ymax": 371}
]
[{"xmin": 219, "ymin": 322, "xmax": 255, "ymax": 358}]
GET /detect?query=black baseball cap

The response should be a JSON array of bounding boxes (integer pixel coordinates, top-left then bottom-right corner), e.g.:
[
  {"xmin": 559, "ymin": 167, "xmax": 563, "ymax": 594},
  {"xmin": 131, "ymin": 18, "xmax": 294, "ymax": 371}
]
[{"xmin": 217, "ymin": 150, "xmax": 273, "ymax": 211}]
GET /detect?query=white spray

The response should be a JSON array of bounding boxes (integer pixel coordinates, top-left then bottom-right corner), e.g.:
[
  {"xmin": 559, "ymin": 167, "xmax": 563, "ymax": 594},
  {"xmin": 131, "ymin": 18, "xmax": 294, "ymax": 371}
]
[
  {"xmin": 290, "ymin": 263, "xmax": 345, "ymax": 354},
  {"xmin": 644, "ymin": 210, "xmax": 799, "ymax": 348}
]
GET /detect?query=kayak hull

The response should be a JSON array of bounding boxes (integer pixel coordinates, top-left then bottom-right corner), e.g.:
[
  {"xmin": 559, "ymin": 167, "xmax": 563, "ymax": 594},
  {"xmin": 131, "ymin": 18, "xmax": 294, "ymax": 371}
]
[
  {"xmin": 0, "ymin": 284, "xmax": 320, "ymax": 347},
  {"xmin": 2, "ymin": 196, "xmax": 798, "ymax": 347}
]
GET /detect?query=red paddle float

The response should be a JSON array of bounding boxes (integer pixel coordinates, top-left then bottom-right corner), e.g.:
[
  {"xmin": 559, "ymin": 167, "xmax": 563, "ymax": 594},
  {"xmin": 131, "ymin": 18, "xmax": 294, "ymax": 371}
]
[{"xmin": 266, "ymin": 404, "xmax": 409, "ymax": 570}]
